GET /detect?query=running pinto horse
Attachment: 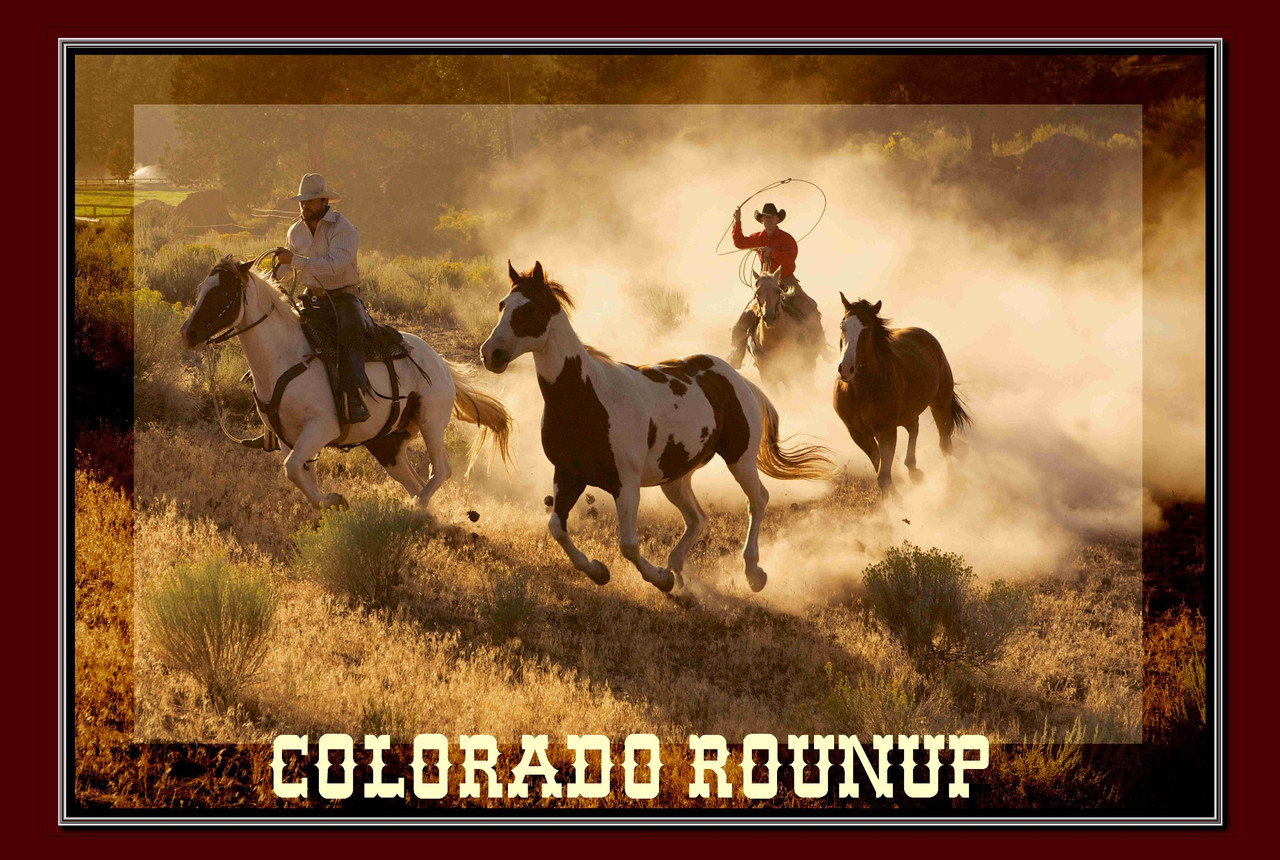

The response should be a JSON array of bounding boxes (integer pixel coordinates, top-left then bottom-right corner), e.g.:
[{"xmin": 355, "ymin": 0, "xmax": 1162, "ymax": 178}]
[
  {"xmin": 833, "ymin": 294, "xmax": 971, "ymax": 500},
  {"xmin": 180, "ymin": 256, "xmax": 513, "ymax": 511},
  {"xmin": 749, "ymin": 265, "xmax": 826, "ymax": 391},
  {"xmin": 482, "ymin": 261, "xmax": 834, "ymax": 594}
]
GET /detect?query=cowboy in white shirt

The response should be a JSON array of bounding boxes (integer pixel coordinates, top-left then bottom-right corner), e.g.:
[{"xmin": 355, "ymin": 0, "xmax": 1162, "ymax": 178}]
[{"xmin": 275, "ymin": 173, "xmax": 373, "ymax": 424}]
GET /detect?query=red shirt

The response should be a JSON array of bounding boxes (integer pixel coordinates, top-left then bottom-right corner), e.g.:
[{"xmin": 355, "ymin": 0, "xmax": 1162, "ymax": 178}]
[{"xmin": 732, "ymin": 221, "xmax": 798, "ymax": 277}]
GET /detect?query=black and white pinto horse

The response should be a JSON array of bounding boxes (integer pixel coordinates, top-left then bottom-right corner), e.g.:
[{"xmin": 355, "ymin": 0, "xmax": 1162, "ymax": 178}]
[
  {"xmin": 180, "ymin": 256, "xmax": 513, "ymax": 511},
  {"xmin": 481, "ymin": 261, "xmax": 833, "ymax": 593}
]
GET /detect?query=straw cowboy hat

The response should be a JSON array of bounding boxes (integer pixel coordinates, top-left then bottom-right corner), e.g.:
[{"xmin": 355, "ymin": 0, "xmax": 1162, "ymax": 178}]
[
  {"xmin": 754, "ymin": 202, "xmax": 786, "ymax": 223},
  {"xmin": 290, "ymin": 173, "xmax": 342, "ymax": 202}
]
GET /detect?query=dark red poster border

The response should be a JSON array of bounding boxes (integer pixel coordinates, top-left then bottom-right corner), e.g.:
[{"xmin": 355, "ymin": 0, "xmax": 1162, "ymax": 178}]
[{"xmin": 29, "ymin": 9, "xmax": 1260, "ymax": 848}]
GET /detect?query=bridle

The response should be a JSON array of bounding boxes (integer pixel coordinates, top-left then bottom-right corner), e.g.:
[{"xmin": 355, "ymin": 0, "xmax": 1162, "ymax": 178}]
[{"xmin": 201, "ymin": 252, "xmax": 278, "ymax": 345}]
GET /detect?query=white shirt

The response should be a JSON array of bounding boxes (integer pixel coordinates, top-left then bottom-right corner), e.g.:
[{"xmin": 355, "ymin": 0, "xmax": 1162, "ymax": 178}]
[{"xmin": 278, "ymin": 207, "xmax": 360, "ymax": 292}]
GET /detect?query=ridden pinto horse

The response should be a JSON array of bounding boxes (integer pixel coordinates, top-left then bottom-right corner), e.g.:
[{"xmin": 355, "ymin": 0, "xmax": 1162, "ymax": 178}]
[
  {"xmin": 481, "ymin": 261, "xmax": 833, "ymax": 593},
  {"xmin": 180, "ymin": 256, "xmax": 513, "ymax": 511},
  {"xmin": 833, "ymin": 294, "xmax": 971, "ymax": 500},
  {"xmin": 749, "ymin": 265, "xmax": 825, "ymax": 391}
]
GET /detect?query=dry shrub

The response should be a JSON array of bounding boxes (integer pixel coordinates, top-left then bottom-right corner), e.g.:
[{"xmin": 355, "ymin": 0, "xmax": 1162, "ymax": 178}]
[
  {"xmin": 819, "ymin": 662, "xmax": 934, "ymax": 736},
  {"xmin": 1144, "ymin": 607, "xmax": 1206, "ymax": 743},
  {"xmin": 981, "ymin": 717, "xmax": 1120, "ymax": 809},
  {"xmin": 483, "ymin": 566, "xmax": 539, "ymax": 639},
  {"xmin": 133, "ymin": 288, "xmax": 188, "ymax": 380},
  {"xmin": 142, "ymin": 557, "xmax": 277, "ymax": 709},
  {"xmin": 863, "ymin": 542, "xmax": 1030, "ymax": 671},
  {"xmin": 638, "ymin": 279, "xmax": 690, "ymax": 334},
  {"xmin": 136, "ymin": 242, "xmax": 221, "ymax": 304},
  {"xmin": 293, "ymin": 497, "xmax": 420, "ymax": 610}
]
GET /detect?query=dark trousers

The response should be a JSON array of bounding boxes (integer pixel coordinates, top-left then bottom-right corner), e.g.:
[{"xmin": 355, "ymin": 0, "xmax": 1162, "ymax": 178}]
[{"xmin": 306, "ymin": 289, "xmax": 373, "ymax": 396}]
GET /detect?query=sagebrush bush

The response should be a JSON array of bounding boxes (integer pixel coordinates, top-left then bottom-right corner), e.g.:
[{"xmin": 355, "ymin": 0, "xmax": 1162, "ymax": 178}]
[
  {"xmin": 483, "ymin": 567, "xmax": 538, "ymax": 639},
  {"xmin": 134, "ymin": 288, "xmax": 188, "ymax": 380},
  {"xmin": 639, "ymin": 280, "xmax": 691, "ymax": 334},
  {"xmin": 293, "ymin": 497, "xmax": 420, "ymax": 610},
  {"xmin": 142, "ymin": 557, "xmax": 276, "ymax": 708},
  {"xmin": 863, "ymin": 543, "xmax": 1029, "ymax": 670},
  {"xmin": 137, "ymin": 242, "xmax": 221, "ymax": 304},
  {"xmin": 820, "ymin": 663, "xmax": 932, "ymax": 736},
  {"xmin": 360, "ymin": 251, "xmax": 456, "ymax": 323}
]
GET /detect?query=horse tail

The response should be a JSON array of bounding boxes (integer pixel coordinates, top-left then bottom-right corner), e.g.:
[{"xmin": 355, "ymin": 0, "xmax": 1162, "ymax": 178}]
[
  {"xmin": 447, "ymin": 361, "xmax": 516, "ymax": 475},
  {"xmin": 747, "ymin": 380, "xmax": 836, "ymax": 481},
  {"xmin": 950, "ymin": 387, "xmax": 973, "ymax": 435}
]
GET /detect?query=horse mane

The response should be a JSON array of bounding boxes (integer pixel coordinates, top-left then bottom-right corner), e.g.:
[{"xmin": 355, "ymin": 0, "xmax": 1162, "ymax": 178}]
[
  {"xmin": 543, "ymin": 278, "xmax": 576, "ymax": 313},
  {"xmin": 584, "ymin": 344, "xmax": 617, "ymax": 364},
  {"xmin": 846, "ymin": 300, "xmax": 892, "ymax": 340},
  {"xmin": 245, "ymin": 265, "xmax": 302, "ymax": 321}
]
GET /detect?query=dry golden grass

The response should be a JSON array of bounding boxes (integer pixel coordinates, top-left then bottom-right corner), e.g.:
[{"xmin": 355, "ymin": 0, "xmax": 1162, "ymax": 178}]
[{"xmin": 123, "ymin": 420, "xmax": 1146, "ymax": 755}]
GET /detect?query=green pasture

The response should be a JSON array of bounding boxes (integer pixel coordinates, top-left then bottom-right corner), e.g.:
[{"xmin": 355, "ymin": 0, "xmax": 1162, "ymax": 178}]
[{"xmin": 75, "ymin": 188, "xmax": 192, "ymax": 210}]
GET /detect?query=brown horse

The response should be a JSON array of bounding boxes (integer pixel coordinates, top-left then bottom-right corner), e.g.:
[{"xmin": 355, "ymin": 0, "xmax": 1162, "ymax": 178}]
[
  {"xmin": 833, "ymin": 294, "xmax": 971, "ymax": 499},
  {"xmin": 748, "ymin": 266, "xmax": 826, "ymax": 391}
]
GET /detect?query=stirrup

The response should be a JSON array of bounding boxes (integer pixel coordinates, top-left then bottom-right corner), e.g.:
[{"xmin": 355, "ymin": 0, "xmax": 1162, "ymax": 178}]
[{"xmin": 345, "ymin": 393, "xmax": 371, "ymax": 424}]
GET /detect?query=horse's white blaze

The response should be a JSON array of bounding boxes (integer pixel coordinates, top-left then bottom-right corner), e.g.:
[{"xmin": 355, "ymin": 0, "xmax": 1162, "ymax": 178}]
[
  {"xmin": 839, "ymin": 317, "xmax": 865, "ymax": 381},
  {"xmin": 481, "ymin": 291, "xmax": 539, "ymax": 371}
]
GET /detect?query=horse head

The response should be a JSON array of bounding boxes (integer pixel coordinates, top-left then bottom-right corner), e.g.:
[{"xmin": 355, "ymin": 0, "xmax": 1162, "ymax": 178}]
[
  {"xmin": 837, "ymin": 293, "xmax": 883, "ymax": 383},
  {"xmin": 482, "ymin": 260, "xmax": 575, "ymax": 373},
  {"xmin": 180, "ymin": 256, "xmax": 254, "ymax": 349},
  {"xmin": 753, "ymin": 265, "xmax": 784, "ymax": 325}
]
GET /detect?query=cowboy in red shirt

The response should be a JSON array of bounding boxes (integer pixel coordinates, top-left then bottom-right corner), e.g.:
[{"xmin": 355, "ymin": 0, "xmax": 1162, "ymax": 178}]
[{"xmin": 728, "ymin": 202, "xmax": 821, "ymax": 369}]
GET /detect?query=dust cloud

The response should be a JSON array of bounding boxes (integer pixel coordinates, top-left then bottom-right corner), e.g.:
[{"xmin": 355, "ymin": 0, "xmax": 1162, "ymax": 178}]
[{"xmin": 454, "ymin": 104, "xmax": 1205, "ymax": 591}]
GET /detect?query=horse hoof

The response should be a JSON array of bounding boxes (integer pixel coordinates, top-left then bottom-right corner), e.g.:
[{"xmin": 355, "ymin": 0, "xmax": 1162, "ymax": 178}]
[
  {"xmin": 323, "ymin": 493, "xmax": 349, "ymax": 511},
  {"xmin": 909, "ymin": 469, "xmax": 924, "ymax": 484},
  {"xmin": 584, "ymin": 560, "xmax": 610, "ymax": 586},
  {"xmin": 746, "ymin": 567, "xmax": 768, "ymax": 593},
  {"xmin": 646, "ymin": 567, "xmax": 676, "ymax": 593},
  {"xmin": 674, "ymin": 570, "xmax": 685, "ymax": 590}
]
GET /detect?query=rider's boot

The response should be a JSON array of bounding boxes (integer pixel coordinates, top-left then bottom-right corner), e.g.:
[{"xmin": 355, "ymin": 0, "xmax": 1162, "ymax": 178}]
[
  {"xmin": 727, "ymin": 341, "xmax": 747, "ymax": 370},
  {"xmin": 345, "ymin": 392, "xmax": 371, "ymax": 424},
  {"xmin": 728, "ymin": 310, "xmax": 755, "ymax": 370},
  {"xmin": 340, "ymin": 347, "xmax": 372, "ymax": 424}
]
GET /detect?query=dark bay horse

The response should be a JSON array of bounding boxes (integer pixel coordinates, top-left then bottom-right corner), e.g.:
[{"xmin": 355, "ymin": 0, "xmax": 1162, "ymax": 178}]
[
  {"xmin": 481, "ymin": 261, "xmax": 834, "ymax": 593},
  {"xmin": 833, "ymin": 294, "xmax": 971, "ymax": 499},
  {"xmin": 749, "ymin": 266, "xmax": 826, "ymax": 391}
]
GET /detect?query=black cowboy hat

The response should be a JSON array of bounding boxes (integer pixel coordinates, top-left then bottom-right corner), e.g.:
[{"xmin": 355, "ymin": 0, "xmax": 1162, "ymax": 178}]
[{"xmin": 754, "ymin": 202, "xmax": 786, "ymax": 223}]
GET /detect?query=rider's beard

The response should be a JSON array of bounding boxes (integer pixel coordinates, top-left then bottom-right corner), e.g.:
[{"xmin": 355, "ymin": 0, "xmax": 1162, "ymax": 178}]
[{"xmin": 302, "ymin": 203, "xmax": 328, "ymax": 225}]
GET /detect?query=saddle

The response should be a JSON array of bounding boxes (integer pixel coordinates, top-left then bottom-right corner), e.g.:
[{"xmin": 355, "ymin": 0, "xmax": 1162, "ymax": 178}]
[
  {"xmin": 297, "ymin": 299, "xmax": 411, "ymax": 417},
  {"xmin": 243, "ymin": 300, "xmax": 417, "ymax": 454}
]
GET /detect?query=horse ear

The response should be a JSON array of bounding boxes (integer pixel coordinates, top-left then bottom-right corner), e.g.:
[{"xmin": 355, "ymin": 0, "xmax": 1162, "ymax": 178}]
[
  {"xmin": 840, "ymin": 292, "xmax": 853, "ymax": 311},
  {"xmin": 532, "ymin": 261, "xmax": 544, "ymax": 283},
  {"xmin": 872, "ymin": 300, "xmax": 882, "ymax": 314},
  {"xmin": 508, "ymin": 260, "xmax": 520, "ymax": 283},
  {"xmin": 236, "ymin": 259, "xmax": 253, "ymax": 280}
]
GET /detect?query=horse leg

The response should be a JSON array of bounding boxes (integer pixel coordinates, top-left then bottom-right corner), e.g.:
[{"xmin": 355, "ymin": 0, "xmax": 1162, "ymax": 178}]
[
  {"xmin": 366, "ymin": 431, "xmax": 426, "ymax": 499},
  {"xmin": 616, "ymin": 479, "xmax": 675, "ymax": 593},
  {"xmin": 413, "ymin": 403, "xmax": 453, "ymax": 509},
  {"xmin": 874, "ymin": 427, "xmax": 901, "ymax": 501},
  {"xmin": 726, "ymin": 458, "xmax": 770, "ymax": 593},
  {"xmin": 843, "ymin": 424, "xmax": 880, "ymax": 475},
  {"xmin": 547, "ymin": 470, "xmax": 610, "ymax": 586},
  {"xmin": 284, "ymin": 420, "xmax": 346, "ymax": 510},
  {"xmin": 659, "ymin": 472, "xmax": 707, "ymax": 590},
  {"xmin": 904, "ymin": 416, "xmax": 924, "ymax": 483}
]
